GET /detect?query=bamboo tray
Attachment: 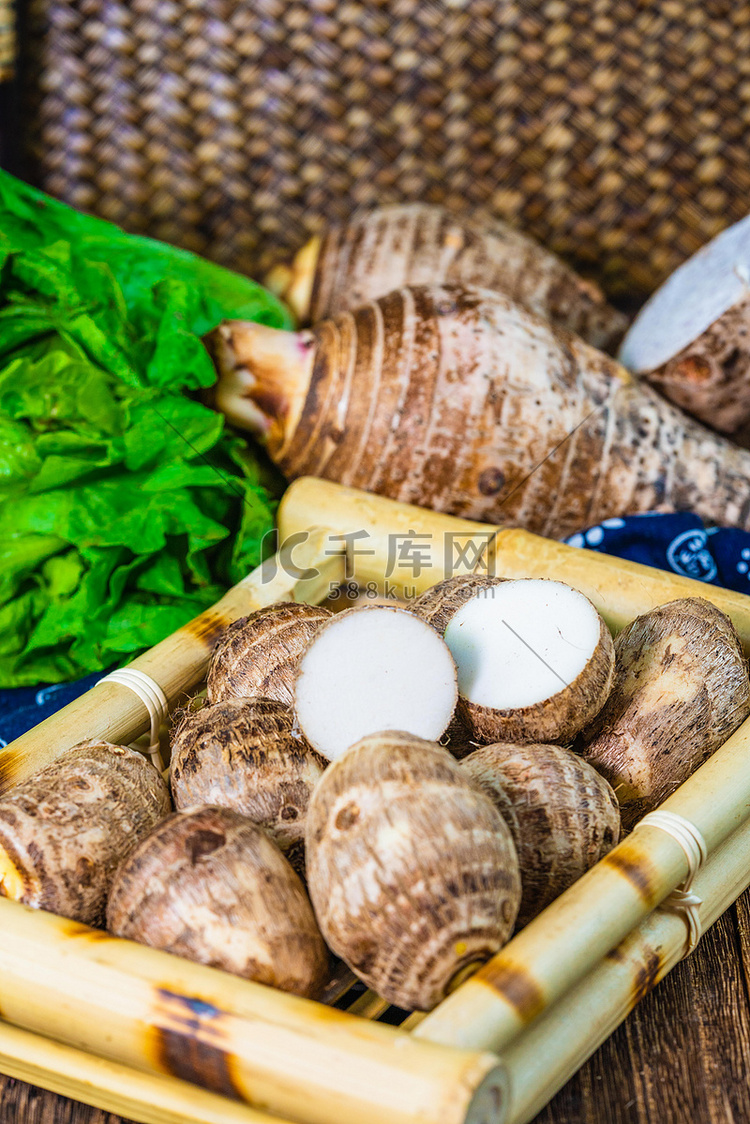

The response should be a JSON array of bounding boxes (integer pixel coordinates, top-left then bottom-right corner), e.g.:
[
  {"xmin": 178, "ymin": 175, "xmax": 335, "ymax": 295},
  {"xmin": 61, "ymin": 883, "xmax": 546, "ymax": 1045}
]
[{"xmin": 4, "ymin": 477, "xmax": 750, "ymax": 1124}]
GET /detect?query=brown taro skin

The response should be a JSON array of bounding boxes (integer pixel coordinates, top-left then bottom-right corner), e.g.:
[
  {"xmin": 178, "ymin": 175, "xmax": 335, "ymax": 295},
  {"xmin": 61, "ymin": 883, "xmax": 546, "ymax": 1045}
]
[
  {"xmin": 170, "ymin": 697, "xmax": 327, "ymax": 876},
  {"xmin": 243, "ymin": 284, "xmax": 750, "ymax": 540},
  {"xmin": 107, "ymin": 806, "xmax": 329, "ymax": 999},
  {"xmin": 580, "ymin": 597, "xmax": 750, "ymax": 832},
  {"xmin": 462, "ymin": 742, "xmax": 620, "ymax": 927},
  {"xmin": 308, "ymin": 204, "xmax": 628, "ymax": 353},
  {"xmin": 641, "ymin": 294, "xmax": 750, "ymax": 436},
  {"xmin": 0, "ymin": 740, "xmax": 171, "ymax": 926},
  {"xmin": 411, "ymin": 574, "xmax": 505, "ymax": 635},
  {"xmin": 207, "ymin": 601, "xmax": 332, "ymax": 707},
  {"xmin": 305, "ymin": 731, "xmax": 521, "ymax": 1012}
]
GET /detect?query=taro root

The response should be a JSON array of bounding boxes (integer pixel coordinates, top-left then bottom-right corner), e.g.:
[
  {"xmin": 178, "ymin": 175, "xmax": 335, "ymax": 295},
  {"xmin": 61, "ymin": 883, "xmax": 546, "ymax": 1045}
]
[
  {"xmin": 170, "ymin": 696, "xmax": 326, "ymax": 874},
  {"xmin": 107, "ymin": 806, "xmax": 329, "ymax": 999},
  {"xmin": 210, "ymin": 285, "xmax": 750, "ymax": 540},
  {"xmin": 0, "ymin": 740, "xmax": 171, "ymax": 925},
  {"xmin": 462, "ymin": 742, "xmax": 620, "ymax": 927},
  {"xmin": 266, "ymin": 203, "xmax": 627, "ymax": 351},
  {"xmin": 207, "ymin": 601, "xmax": 332, "ymax": 707},
  {"xmin": 293, "ymin": 604, "xmax": 458, "ymax": 761},
  {"xmin": 439, "ymin": 578, "xmax": 614, "ymax": 745},
  {"xmin": 620, "ymin": 215, "xmax": 750, "ymax": 435},
  {"xmin": 411, "ymin": 574, "xmax": 505, "ymax": 635},
  {"xmin": 413, "ymin": 575, "xmax": 504, "ymax": 760},
  {"xmin": 305, "ymin": 731, "xmax": 521, "ymax": 1011},
  {"xmin": 580, "ymin": 597, "xmax": 750, "ymax": 831}
]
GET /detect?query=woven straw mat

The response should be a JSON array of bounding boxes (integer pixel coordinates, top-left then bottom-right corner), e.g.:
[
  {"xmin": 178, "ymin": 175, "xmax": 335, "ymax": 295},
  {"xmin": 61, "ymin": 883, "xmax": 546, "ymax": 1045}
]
[{"xmin": 19, "ymin": 0, "xmax": 750, "ymax": 304}]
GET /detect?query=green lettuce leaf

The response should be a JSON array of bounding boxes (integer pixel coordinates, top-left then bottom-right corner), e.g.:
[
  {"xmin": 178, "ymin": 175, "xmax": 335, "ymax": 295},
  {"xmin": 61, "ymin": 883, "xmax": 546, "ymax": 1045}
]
[{"xmin": 0, "ymin": 171, "xmax": 292, "ymax": 686}]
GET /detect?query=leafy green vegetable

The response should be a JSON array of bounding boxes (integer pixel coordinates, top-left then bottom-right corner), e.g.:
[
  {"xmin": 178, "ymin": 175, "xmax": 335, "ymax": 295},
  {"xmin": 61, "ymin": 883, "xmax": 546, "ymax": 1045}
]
[{"xmin": 0, "ymin": 171, "xmax": 293, "ymax": 687}]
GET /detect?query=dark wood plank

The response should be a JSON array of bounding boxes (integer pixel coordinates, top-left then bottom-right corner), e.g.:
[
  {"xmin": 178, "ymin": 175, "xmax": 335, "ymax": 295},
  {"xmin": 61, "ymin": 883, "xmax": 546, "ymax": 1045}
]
[
  {"xmin": 0, "ymin": 1076, "xmax": 135, "ymax": 1123},
  {"xmin": 6, "ymin": 895, "xmax": 750, "ymax": 1124},
  {"xmin": 535, "ymin": 897, "xmax": 750, "ymax": 1124},
  {"xmin": 686, "ymin": 901, "xmax": 750, "ymax": 1123}
]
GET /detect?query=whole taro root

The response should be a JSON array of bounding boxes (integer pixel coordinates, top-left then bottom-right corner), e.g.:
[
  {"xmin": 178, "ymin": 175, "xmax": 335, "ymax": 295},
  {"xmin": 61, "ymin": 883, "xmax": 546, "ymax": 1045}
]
[
  {"xmin": 170, "ymin": 697, "xmax": 326, "ymax": 876},
  {"xmin": 107, "ymin": 806, "xmax": 329, "ymax": 999},
  {"xmin": 580, "ymin": 597, "xmax": 750, "ymax": 831},
  {"xmin": 211, "ymin": 285, "xmax": 750, "ymax": 541},
  {"xmin": 462, "ymin": 742, "xmax": 620, "ymax": 927},
  {"xmin": 305, "ymin": 731, "xmax": 521, "ymax": 1011},
  {"xmin": 0, "ymin": 741, "xmax": 171, "ymax": 925},
  {"xmin": 267, "ymin": 203, "xmax": 627, "ymax": 352}
]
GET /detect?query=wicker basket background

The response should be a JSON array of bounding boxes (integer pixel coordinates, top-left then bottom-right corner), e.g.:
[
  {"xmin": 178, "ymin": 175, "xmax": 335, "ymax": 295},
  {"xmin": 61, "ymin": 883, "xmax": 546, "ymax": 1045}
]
[{"xmin": 18, "ymin": 0, "xmax": 750, "ymax": 305}]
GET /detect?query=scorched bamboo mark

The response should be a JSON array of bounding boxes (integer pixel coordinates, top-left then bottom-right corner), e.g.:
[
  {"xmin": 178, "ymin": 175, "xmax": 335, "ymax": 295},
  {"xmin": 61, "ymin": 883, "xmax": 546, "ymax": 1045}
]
[
  {"xmin": 605, "ymin": 944, "xmax": 664, "ymax": 1012},
  {"xmin": 150, "ymin": 989, "xmax": 244, "ymax": 1101},
  {"xmin": 601, "ymin": 846, "xmax": 659, "ymax": 909},
  {"xmin": 476, "ymin": 960, "xmax": 546, "ymax": 1024},
  {"xmin": 181, "ymin": 610, "xmax": 232, "ymax": 650},
  {"xmin": 629, "ymin": 947, "xmax": 664, "ymax": 1010},
  {"xmin": 0, "ymin": 749, "xmax": 24, "ymax": 795}
]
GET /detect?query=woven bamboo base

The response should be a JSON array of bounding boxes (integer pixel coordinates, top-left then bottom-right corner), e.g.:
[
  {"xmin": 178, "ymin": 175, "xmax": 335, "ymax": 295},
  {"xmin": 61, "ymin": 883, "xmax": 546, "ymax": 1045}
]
[{"xmin": 19, "ymin": 0, "xmax": 750, "ymax": 305}]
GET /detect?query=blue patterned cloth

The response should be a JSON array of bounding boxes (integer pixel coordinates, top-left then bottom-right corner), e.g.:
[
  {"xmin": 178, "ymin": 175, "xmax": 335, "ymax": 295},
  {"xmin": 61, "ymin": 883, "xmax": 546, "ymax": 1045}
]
[
  {"xmin": 564, "ymin": 512, "xmax": 750, "ymax": 590},
  {"xmin": 3, "ymin": 511, "xmax": 750, "ymax": 746}
]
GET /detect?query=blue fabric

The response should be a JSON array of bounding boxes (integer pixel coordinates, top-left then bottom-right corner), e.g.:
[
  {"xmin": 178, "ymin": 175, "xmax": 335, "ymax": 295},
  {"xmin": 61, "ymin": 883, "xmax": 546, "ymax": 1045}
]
[
  {"xmin": 0, "ymin": 672, "xmax": 104, "ymax": 748},
  {"xmin": 563, "ymin": 512, "xmax": 750, "ymax": 590},
  {"xmin": 3, "ymin": 511, "xmax": 750, "ymax": 745}
]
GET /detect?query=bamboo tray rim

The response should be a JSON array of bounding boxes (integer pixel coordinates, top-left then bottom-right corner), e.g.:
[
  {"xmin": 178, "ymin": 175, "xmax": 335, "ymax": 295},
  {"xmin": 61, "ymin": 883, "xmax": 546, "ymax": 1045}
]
[{"xmin": 3, "ymin": 478, "xmax": 750, "ymax": 1124}]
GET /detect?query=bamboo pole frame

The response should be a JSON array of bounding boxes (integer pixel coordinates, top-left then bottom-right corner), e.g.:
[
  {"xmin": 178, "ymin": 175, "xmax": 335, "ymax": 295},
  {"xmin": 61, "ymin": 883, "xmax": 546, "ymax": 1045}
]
[
  {"xmin": 277, "ymin": 478, "xmax": 750, "ymax": 652},
  {"xmin": 0, "ymin": 1019, "xmax": 294, "ymax": 1124},
  {"xmin": 4, "ymin": 477, "xmax": 750, "ymax": 1123},
  {"xmin": 0, "ymin": 897, "xmax": 506, "ymax": 1124},
  {"xmin": 501, "ymin": 812, "xmax": 750, "ymax": 1124}
]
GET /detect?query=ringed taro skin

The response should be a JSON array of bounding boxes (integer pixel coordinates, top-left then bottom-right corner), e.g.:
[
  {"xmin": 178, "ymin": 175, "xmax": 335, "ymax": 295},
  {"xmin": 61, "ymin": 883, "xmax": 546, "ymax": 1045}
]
[
  {"xmin": 271, "ymin": 203, "xmax": 628, "ymax": 351},
  {"xmin": 170, "ymin": 696, "xmax": 326, "ymax": 875},
  {"xmin": 305, "ymin": 731, "xmax": 521, "ymax": 1011},
  {"xmin": 0, "ymin": 740, "xmax": 171, "ymax": 925},
  {"xmin": 462, "ymin": 741, "xmax": 620, "ymax": 926},
  {"xmin": 207, "ymin": 601, "xmax": 332, "ymax": 708},
  {"xmin": 211, "ymin": 284, "xmax": 750, "ymax": 539},
  {"xmin": 107, "ymin": 805, "xmax": 329, "ymax": 999},
  {"xmin": 580, "ymin": 597, "xmax": 750, "ymax": 831}
]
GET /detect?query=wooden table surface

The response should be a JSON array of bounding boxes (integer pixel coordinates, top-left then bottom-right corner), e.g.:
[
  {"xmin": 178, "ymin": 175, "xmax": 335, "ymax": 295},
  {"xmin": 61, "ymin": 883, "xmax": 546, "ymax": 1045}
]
[{"xmin": 1, "ymin": 888, "xmax": 747, "ymax": 1124}]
